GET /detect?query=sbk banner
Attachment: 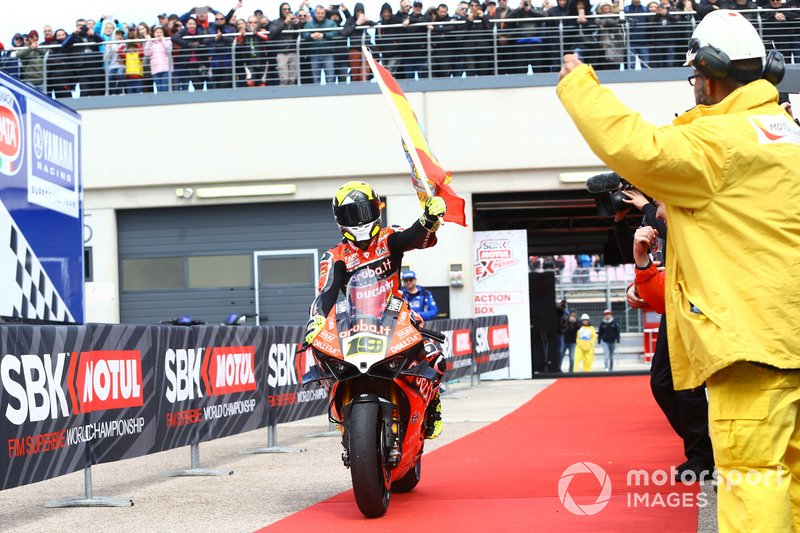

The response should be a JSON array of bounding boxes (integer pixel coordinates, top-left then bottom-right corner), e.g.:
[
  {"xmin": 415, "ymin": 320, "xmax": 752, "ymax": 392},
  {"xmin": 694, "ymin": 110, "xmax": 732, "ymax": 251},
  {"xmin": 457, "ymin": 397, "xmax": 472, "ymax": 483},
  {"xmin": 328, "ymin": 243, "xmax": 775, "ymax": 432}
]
[
  {"xmin": 154, "ymin": 325, "xmax": 268, "ymax": 451},
  {"xmin": 427, "ymin": 318, "xmax": 474, "ymax": 381},
  {"xmin": 265, "ymin": 326, "xmax": 327, "ymax": 425},
  {"xmin": 0, "ymin": 326, "xmax": 90, "ymax": 490},
  {"xmin": 472, "ymin": 315, "xmax": 511, "ymax": 375}
]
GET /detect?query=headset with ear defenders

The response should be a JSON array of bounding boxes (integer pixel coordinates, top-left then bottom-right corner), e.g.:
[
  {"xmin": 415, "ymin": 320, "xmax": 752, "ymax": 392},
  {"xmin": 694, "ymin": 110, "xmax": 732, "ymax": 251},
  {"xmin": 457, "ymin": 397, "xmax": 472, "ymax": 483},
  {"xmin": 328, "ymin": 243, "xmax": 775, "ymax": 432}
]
[
  {"xmin": 762, "ymin": 48, "xmax": 785, "ymax": 85},
  {"xmin": 693, "ymin": 43, "xmax": 785, "ymax": 86}
]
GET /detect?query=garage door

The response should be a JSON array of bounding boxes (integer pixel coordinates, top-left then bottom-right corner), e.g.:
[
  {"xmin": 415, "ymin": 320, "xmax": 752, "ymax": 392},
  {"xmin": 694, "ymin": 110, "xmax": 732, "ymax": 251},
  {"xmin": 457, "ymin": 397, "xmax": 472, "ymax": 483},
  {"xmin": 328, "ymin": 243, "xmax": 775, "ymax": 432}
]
[{"xmin": 117, "ymin": 201, "xmax": 340, "ymax": 325}]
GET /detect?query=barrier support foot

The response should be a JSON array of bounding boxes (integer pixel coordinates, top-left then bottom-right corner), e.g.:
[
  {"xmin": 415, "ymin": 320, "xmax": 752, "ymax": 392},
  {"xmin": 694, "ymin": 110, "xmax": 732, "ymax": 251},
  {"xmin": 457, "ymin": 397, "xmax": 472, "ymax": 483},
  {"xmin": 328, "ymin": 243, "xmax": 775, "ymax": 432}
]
[
  {"xmin": 241, "ymin": 424, "xmax": 305, "ymax": 454},
  {"xmin": 161, "ymin": 444, "xmax": 233, "ymax": 477},
  {"xmin": 44, "ymin": 465, "xmax": 133, "ymax": 508}
]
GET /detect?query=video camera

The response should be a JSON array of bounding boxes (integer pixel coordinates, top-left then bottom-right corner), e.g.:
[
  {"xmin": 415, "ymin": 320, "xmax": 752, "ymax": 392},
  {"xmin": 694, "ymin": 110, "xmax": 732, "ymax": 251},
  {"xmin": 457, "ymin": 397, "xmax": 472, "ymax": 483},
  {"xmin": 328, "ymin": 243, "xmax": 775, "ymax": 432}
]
[{"xmin": 585, "ymin": 172, "xmax": 636, "ymax": 217}]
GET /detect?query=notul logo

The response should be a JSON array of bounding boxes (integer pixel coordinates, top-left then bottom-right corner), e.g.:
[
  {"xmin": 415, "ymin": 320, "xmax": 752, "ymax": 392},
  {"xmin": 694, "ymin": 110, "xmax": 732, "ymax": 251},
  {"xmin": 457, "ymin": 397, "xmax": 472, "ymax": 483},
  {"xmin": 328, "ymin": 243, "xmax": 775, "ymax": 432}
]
[
  {"xmin": 558, "ymin": 462, "xmax": 613, "ymax": 516},
  {"xmin": 0, "ymin": 86, "xmax": 23, "ymax": 176},
  {"xmin": 204, "ymin": 346, "xmax": 256, "ymax": 396},
  {"xmin": 75, "ymin": 350, "xmax": 143, "ymax": 413}
]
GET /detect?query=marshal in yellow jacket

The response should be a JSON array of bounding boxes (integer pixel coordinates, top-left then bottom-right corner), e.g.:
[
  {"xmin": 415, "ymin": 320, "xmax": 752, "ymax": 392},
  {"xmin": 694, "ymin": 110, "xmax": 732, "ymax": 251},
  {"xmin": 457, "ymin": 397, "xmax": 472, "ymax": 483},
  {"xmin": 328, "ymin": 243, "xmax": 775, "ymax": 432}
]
[{"xmin": 558, "ymin": 65, "xmax": 800, "ymax": 390}]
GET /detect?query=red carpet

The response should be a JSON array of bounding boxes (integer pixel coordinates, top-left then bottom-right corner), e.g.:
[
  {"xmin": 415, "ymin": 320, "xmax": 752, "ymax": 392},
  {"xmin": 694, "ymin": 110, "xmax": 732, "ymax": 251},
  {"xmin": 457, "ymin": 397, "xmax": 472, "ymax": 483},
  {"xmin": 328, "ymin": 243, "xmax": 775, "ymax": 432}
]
[{"xmin": 261, "ymin": 376, "xmax": 699, "ymax": 532}]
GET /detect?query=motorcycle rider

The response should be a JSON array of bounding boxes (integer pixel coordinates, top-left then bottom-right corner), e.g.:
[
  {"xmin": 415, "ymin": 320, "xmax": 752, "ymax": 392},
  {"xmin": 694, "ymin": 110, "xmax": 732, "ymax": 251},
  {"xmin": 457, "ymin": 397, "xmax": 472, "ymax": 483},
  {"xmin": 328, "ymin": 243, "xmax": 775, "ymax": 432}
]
[{"xmin": 305, "ymin": 181, "xmax": 447, "ymax": 439}]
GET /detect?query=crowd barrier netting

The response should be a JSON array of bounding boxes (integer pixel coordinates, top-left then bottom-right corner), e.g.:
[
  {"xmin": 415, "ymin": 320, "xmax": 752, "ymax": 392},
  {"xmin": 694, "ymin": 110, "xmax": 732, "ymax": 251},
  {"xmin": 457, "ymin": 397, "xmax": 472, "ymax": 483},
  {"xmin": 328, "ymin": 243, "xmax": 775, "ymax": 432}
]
[{"xmin": 0, "ymin": 315, "xmax": 508, "ymax": 490}]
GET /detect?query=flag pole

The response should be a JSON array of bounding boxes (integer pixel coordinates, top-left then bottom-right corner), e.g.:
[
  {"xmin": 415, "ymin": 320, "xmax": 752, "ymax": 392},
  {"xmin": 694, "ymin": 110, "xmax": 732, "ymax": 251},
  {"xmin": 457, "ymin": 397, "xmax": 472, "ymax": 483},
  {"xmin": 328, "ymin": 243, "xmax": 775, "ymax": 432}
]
[{"xmin": 362, "ymin": 45, "xmax": 434, "ymax": 199}]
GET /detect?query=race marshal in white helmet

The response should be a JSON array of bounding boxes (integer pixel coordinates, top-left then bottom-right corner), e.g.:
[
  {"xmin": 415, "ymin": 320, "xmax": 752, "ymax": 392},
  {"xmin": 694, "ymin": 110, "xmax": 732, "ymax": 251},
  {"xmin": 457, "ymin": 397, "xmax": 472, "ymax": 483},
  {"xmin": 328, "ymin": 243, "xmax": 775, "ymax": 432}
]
[{"xmin": 557, "ymin": 10, "xmax": 800, "ymax": 532}]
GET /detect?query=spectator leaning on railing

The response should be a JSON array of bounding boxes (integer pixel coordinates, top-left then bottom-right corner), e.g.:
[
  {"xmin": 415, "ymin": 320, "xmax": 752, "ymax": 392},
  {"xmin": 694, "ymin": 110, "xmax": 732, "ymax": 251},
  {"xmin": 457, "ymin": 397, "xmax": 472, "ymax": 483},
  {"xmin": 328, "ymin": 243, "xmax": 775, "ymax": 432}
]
[
  {"xmin": 269, "ymin": 3, "xmax": 301, "ymax": 85},
  {"xmin": 625, "ymin": 0, "xmax": 650, "ymax": 68},
  {"xmin": 762, "ymin": 0, "xmax": 800, "ymax": 60},
  {"xmin": 61, "ymin": 19, "xmax": 105, "ymax": 96},
  {"xmin": 303, "ymin": 5, "xmax": 340, "ymax": 83},
  {"xmin": 234, "ymin": 15, "xmax": 269, "ymax": 87},
  {"xmin": 342, "ymin": 2, "xmax": 375, "ymax": 81},
  {"xmin": 207, "ymin": 10, "xmax": 235, "ymax": 89},
  {"xmin": 145, "ymin": 25, "xmax": 173, "ymax": 92},
  {"xmin": 171, "ymin": 17, "xmax": 208, "ymax": 91},
  {"xmin": 15, "ymin": 30, "xmax": 44, "ymax": 90}
]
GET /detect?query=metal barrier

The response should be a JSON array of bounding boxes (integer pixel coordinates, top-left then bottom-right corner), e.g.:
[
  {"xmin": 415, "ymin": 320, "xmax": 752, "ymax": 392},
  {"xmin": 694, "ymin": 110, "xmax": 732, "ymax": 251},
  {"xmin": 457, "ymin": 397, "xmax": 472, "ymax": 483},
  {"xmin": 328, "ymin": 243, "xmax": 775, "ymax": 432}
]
[{"xmin": 2, "ymin": 8, "xmax": 797, "ymax": 97}]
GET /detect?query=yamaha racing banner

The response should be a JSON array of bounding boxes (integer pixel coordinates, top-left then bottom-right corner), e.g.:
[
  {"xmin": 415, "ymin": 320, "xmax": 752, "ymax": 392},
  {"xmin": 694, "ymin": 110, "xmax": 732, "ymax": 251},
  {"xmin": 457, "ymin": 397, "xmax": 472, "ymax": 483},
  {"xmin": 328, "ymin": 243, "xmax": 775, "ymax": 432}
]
[
  {"xmin": 472, "ymin": 315, "xmax": 510, "ymax": 375},
  {"xmin": 266, "ymin": 326, "xmax": 328, "ymax": 425},
  {"xmin": 427, "ymin": 318, "xmax": 474, "ymax": 382},
  {"xmin": 0, "ymin": 72, "xmax": 84, "ymax": 323}
]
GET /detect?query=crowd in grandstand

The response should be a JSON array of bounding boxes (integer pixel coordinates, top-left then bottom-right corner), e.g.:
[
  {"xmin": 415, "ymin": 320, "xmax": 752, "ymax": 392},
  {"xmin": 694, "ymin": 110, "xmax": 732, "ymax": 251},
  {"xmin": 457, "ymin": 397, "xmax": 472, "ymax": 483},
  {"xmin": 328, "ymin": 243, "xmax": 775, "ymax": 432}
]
[{"xmin": 1, "ymin": 0, "xmax": 797, "ymax": 95}]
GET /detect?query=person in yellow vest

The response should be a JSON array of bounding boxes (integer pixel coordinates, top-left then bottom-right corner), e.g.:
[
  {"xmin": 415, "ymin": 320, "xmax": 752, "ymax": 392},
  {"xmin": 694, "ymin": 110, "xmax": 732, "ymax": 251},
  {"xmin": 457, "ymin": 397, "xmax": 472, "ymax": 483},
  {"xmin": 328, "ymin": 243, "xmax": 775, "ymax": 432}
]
[
  {"xmin": 558, "ymin": 10, "xmax": 800, "ymax": 532},
  {"xmin": 574, "ymin": 313, "xmax": 596, "ymax": 372}
]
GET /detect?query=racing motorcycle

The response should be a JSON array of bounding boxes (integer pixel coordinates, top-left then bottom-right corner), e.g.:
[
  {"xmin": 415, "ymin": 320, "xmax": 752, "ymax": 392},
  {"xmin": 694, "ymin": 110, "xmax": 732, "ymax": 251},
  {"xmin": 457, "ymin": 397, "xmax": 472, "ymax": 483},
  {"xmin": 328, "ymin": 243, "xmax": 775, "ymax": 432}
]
[{"xmin": 302, "ymin": 269, "xmax": 444, "ymax": 518}]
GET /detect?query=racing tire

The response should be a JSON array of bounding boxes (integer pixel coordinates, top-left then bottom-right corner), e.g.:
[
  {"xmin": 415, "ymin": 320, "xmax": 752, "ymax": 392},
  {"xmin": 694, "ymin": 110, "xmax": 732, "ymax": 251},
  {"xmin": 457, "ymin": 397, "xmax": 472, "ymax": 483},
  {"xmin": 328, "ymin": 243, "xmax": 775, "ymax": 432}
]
[
  {"xmin": 391, "ymin": 457, "xmax": 421, "ymax": 493},
  {"xmin": 349, "ymin": 402, "xmax": 391, "ymax": 518}
]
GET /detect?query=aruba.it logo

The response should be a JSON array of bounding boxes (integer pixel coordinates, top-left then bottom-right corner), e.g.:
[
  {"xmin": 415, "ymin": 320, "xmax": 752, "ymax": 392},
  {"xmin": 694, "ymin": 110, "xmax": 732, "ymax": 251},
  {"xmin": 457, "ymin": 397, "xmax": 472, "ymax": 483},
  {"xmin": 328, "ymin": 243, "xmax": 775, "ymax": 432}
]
[{"xmin": 558, "ymin": 462, "xmax": 613, "ymax": 516}]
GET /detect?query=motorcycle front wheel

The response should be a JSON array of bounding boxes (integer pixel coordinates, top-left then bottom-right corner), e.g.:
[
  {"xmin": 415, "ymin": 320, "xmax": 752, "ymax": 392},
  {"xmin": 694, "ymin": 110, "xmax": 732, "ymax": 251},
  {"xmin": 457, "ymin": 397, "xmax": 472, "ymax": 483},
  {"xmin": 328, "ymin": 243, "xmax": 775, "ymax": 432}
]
[{"xmin": 349, "ymin": 402, "xmax": 391, "ymax": 518}]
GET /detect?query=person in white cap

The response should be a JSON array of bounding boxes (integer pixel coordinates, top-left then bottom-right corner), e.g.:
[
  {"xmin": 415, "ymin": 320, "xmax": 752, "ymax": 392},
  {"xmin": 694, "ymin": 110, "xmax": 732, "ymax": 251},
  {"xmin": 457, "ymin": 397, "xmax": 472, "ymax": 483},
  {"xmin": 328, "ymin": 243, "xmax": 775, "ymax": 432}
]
[{"xmin": 557, "ymin": 10, "xmax": 799, "ymax": 532}]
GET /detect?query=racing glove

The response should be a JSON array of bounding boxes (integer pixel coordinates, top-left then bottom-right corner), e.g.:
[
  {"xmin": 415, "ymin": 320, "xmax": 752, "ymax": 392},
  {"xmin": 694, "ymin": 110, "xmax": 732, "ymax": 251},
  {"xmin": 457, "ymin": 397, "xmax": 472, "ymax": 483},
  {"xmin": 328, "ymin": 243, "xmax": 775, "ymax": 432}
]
[
  {"xmin": 420, "ymin": 196, "xmax": 446, "ymax": 231},
  {"xmin": 305, "ymin": 315, "xmax": 326, "ymax": 345}
]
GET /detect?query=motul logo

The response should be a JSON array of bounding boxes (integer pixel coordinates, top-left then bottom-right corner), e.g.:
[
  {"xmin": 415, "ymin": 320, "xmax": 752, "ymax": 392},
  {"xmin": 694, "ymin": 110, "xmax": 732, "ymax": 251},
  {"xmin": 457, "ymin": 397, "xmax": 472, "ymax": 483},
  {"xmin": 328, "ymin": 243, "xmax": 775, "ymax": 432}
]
[
  {"xmin": 489, "ymin": 325, "xmax": 510, "ymax": 349},
  {"xmin": 453, "ymin": 329, "xmax": 472, "ymax": 356},
  {"xmin": 202, "ymin": 346, "xmax": 256, "ymax": 396},
  {"xmin": 75, "ymin": 350, "xmax": 143, "ymax": 413}
]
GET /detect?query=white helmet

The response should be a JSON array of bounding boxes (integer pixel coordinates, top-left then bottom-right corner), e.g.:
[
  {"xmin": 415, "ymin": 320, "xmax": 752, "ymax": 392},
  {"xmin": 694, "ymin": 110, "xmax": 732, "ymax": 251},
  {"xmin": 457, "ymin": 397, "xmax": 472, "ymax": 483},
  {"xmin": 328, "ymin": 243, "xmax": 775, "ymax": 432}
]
[
  {"xmin": 580, "ymin": 313, "xmax": 590, "ymax": 321},
  {"xmin": 684, "ymin": 10, "xmax": 765, "ymax": 67}
]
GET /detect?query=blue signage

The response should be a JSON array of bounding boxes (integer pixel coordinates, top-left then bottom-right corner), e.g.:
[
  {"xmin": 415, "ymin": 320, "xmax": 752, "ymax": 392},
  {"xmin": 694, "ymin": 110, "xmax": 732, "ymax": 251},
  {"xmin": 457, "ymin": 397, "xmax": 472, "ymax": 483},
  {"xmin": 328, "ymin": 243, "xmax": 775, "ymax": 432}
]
[{"xmin": 0, "ymin": 72, "xmax": 83, "ymax": 323}]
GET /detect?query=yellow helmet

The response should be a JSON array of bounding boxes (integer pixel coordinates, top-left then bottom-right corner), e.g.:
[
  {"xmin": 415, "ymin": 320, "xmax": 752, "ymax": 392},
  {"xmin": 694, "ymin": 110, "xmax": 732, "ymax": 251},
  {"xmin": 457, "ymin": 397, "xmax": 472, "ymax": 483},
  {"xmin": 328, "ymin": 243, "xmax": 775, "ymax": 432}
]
[{"xmin": 332, "ymin": 181, "xmax": 383, "ymax": 246}]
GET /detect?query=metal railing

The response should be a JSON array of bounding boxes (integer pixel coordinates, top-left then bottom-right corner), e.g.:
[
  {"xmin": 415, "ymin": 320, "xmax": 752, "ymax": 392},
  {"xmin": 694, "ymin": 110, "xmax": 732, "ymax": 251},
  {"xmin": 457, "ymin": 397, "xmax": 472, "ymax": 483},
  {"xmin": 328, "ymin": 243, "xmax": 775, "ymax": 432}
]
[{"xmin": 2, "ymin": 8, "xmax": 797, "ymax": 97}]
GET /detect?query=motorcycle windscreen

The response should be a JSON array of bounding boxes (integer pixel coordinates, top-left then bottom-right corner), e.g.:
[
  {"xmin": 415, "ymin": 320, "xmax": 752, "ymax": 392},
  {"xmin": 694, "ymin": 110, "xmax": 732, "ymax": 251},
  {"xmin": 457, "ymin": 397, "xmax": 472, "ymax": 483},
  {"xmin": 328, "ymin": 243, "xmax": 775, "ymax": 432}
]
[{"xmin": 346, "ymin": 269, "xmax": 392, "ymax": 323}]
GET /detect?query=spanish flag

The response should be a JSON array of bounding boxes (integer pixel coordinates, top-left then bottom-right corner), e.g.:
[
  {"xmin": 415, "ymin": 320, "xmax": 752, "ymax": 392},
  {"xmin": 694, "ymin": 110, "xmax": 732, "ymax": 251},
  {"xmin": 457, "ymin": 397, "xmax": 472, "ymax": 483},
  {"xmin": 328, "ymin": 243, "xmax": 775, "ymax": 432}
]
[{"xmin": 363, "ymin": 46, "xmax": 467, "ymax": 227}]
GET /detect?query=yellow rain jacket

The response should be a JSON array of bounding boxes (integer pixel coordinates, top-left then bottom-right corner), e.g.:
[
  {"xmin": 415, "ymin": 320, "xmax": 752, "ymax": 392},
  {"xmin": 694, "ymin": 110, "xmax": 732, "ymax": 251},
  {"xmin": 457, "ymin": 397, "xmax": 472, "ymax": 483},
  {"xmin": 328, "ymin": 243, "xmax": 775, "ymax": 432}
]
[{"xmin": 557, "ymin": 65, "xmax": 800, "ymax": 389}]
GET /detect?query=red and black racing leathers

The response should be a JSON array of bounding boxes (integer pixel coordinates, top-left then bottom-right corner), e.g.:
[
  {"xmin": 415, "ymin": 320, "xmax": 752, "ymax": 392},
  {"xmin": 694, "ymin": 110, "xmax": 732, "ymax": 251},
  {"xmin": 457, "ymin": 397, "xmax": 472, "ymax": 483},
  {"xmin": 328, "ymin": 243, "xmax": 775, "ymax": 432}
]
[{"xmin": 309, "ymin": 220, "xmax": 438, "ymax": 319}]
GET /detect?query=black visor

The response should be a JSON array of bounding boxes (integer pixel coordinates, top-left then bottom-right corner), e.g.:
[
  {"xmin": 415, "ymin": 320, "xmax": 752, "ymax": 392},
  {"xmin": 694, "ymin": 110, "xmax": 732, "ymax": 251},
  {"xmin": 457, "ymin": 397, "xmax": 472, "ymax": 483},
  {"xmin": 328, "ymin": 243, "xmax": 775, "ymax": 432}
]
[{"xmin": 334, "ymin": 200, "xmax": 381, "ymax": 227}]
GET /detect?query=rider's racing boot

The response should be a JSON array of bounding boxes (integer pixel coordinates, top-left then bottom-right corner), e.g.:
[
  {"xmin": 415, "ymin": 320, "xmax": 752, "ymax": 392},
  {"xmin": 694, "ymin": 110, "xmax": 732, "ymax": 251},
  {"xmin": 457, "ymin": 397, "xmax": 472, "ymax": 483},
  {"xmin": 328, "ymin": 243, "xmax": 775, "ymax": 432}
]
[{"xmin": 424, "ymin": 390, "xmax": 443, "ymax": 439}]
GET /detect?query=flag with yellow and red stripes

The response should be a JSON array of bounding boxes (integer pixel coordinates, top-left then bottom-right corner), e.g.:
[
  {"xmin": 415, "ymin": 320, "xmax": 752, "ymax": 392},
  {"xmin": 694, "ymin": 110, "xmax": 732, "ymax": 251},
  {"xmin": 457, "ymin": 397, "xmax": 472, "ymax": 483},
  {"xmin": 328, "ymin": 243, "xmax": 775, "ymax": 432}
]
[{"xmin": 363, "ymin": 47, "xmax": 467, "ymax": 227}]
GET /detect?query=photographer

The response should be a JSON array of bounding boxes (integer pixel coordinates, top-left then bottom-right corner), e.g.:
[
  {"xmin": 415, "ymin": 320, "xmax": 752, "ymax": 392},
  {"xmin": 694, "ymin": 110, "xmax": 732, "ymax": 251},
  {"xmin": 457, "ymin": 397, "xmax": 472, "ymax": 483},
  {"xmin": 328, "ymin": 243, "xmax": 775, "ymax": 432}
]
[
  {"xmin": 269, "ymin": 3, "xmax": 301, "ymax": 85},
  {"xmin": 61, "ymin": 18, "xmax": 105, "ymax": 96},
  {"xmin": 463, "ymin": 0, "xmax": 491, "ymax": 76},
  {"xmin": 588, "ymin": 172, "xmax": 713, "ymax": 480}
]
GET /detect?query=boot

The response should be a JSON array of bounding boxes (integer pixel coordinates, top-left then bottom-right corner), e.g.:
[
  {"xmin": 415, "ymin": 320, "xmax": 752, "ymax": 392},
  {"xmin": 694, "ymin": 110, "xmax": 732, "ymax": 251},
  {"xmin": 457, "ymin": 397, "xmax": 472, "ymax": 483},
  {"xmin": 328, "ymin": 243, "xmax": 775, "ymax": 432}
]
[{"xmin": 424, "ymin": 390, "xmax": 443, "ymax": 439}]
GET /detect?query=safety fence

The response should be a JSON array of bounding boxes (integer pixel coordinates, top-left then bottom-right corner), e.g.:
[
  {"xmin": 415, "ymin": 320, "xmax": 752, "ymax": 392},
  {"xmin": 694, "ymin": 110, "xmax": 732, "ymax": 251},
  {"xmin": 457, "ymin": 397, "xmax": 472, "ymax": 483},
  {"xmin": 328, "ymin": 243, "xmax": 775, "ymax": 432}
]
[
  {"xmin": 2, "ymin": 8, "xmax": 798, "ymax": 97},
  {"xmin": 0, "ymin": 315, "xmax": 507, "ymax": 494}
]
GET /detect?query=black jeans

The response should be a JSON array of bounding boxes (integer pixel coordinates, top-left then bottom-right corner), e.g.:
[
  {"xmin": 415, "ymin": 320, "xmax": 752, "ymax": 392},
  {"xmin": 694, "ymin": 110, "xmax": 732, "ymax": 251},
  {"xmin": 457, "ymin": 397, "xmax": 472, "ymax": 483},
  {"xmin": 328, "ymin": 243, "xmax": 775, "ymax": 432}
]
[{"xmin": 650, "ymin": 314, "xmax": 714, "ymax": 468}]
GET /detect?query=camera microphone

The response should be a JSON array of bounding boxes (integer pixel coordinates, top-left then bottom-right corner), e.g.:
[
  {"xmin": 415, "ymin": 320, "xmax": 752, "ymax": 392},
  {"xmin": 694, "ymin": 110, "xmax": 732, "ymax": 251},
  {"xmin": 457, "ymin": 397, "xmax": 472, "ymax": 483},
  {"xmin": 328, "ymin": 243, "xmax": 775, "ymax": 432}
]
[{"xmin": 585, "ymin": 172, "xmax": 622, "ymax": 194}]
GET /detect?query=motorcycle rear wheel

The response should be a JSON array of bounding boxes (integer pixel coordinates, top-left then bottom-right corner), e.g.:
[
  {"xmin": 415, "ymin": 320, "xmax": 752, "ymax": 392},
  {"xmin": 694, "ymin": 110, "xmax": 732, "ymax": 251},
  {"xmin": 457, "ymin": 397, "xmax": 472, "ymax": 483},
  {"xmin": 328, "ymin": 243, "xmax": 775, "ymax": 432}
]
[
  {"xmin": 349, "ymin": 402, "xmax": 391, "ymax": 518},
  {"xmin": 391, "ymin": 457, "xmax": 421, "ymax": 493}
]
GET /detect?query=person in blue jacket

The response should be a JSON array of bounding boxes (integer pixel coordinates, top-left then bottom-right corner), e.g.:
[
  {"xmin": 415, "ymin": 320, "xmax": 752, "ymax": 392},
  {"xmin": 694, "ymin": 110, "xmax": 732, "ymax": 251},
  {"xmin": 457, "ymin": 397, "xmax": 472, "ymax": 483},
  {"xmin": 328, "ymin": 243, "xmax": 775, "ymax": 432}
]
[{"xmin": 401, "ymin": 270, "xmax": 439, "ymax": 321}]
